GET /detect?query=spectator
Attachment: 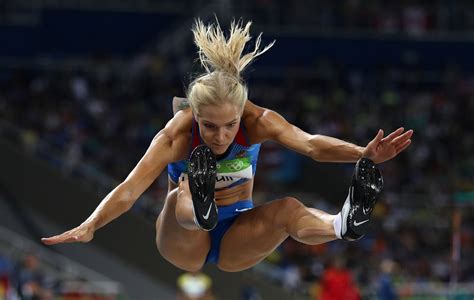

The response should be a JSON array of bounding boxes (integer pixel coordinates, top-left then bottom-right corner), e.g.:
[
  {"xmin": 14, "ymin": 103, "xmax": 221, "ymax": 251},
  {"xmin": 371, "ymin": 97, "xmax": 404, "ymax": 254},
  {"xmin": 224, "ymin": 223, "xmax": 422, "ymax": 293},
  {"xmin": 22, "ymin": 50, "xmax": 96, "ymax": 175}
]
[
  {"xmin": 377, "ymin": 259, "xmax": 398, "ymax": 300},
  {"xmin": 319, "ymin": 257, "xmax": 361, "ymax": 300},
  {"xmin": 177, "ymin": 271, "xmax": 215, "ymax": 300},
  {"xmin": 11, "ymin": 254, "xmax": 49, "ymax": 300}
]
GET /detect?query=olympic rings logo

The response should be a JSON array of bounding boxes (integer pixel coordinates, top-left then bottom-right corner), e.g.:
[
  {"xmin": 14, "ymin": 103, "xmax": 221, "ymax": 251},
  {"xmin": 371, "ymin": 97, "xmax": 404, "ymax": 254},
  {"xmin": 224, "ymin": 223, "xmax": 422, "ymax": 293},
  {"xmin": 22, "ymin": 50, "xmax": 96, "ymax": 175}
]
[{"xmin": 225, "ymin": 160, "xmax": 245, "ymax": 171}]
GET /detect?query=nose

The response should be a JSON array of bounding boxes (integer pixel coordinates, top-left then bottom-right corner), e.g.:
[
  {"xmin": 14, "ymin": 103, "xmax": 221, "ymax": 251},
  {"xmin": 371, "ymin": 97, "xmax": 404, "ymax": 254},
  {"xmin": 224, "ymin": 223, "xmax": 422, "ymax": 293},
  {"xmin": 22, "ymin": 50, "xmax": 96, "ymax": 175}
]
[{"xmin": 215, "ymin": 128, "xmax": 226, "ymax": 144}]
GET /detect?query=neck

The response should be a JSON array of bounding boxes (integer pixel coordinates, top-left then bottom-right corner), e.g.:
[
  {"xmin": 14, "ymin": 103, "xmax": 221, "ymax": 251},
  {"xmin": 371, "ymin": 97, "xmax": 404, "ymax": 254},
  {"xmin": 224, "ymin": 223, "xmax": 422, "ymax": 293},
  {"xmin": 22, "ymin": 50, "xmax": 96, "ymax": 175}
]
[{"xmin": 215, "ymin": 146, "xmax": 232, "ymax": 160}]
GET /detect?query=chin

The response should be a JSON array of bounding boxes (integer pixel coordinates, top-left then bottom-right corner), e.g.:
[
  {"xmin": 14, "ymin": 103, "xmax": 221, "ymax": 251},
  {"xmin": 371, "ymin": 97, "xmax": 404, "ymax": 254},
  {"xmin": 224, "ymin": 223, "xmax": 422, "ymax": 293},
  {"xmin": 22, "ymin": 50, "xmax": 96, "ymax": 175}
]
[{"xmin": 210, "ymin": 145, "xmax": 228, "ymax": 155}]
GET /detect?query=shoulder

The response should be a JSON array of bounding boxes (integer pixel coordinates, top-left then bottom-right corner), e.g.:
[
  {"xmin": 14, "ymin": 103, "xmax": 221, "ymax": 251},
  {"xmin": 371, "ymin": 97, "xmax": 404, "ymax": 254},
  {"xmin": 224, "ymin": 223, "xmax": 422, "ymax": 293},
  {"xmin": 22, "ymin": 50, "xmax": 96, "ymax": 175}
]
[
  {"xmin": 161, "ymin": 108, "xmax": 193, "ymax": 140},
  {"xmin": 153, "ymin": 108, "xmax": 193, "ymax": 162},
  {"xmin": 242, "ymin": 100, "xmax": 286, "ymax": 144}
]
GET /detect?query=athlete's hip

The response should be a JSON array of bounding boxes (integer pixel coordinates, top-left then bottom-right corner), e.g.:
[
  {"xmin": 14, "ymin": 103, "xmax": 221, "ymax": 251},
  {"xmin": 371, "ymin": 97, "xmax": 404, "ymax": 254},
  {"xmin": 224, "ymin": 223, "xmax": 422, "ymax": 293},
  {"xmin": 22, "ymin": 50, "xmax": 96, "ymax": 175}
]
[{"xmin": 216, "ymin": 200, "xmax": 254, "ymax": 221}]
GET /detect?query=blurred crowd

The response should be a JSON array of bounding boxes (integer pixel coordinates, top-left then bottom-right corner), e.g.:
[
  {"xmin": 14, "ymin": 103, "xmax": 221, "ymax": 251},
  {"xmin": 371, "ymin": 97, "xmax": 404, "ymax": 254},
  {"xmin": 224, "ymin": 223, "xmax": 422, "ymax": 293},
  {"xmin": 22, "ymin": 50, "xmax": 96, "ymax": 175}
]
[
  {"xmin": 237, "ymin": 0, "xmax": 474, "ymax": 35},
  {"xmin": 1, "ymin": 47, "xmax": 473, "ymax": 297},
  {"xmin": 4, "ymin": 0, "xmax": 474, "ymax": 38},
  {"xmin": 1, "ymin": 4, "xmax": 474, "ymax": 297},
  {"xmin": 0, "ymin": 253, "xmax": 117, "ymax": 300},
  {"xmin": 0, "ymin": 253, "xmax": 55, "ymax": 300}
]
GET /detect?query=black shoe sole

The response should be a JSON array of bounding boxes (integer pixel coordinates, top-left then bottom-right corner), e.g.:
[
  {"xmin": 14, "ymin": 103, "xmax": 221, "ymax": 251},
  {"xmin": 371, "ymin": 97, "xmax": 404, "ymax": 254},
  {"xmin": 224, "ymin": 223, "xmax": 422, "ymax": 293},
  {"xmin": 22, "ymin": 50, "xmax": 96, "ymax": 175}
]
[
  {"xmin": 349, "ymin": 157, "xmax": 383, "ymax": 236},
  {"xmin": 188, "ymin": 145, "xmax": 218, "ymax": 231}
]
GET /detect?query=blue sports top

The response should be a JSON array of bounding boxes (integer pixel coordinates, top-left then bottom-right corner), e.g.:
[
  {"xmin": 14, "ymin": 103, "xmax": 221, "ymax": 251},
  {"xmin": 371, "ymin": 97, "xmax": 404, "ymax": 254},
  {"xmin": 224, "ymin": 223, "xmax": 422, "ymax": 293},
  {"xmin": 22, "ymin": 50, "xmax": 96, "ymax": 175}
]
[{"xmin": 167, "ymin": 120, "xmax": 261, "ymax": 190}]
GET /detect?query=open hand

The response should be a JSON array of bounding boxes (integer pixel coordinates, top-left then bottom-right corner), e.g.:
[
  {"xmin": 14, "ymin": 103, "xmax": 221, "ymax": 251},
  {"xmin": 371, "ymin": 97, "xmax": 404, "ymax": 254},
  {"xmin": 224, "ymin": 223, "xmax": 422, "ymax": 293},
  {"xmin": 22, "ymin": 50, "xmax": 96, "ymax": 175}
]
[
  {"xmin": 362, "ymin": 127, "xmax": 413, "ymax": 164},
  {"xmin": 41, "ymin": 223, "xmax": 94, "ymax": 245}
]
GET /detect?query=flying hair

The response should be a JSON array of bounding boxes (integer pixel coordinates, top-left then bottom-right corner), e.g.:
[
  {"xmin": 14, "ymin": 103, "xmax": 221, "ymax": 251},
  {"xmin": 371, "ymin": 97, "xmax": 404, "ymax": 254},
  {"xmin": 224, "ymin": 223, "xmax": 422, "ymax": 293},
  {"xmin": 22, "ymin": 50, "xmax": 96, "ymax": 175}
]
[
  {"xmin": 192, "ymin": 18, "xmax": 275, "ymax": 78},
  {"xmin": 187, "ymin": 18, "xmax": 274, "ymax": 115}
]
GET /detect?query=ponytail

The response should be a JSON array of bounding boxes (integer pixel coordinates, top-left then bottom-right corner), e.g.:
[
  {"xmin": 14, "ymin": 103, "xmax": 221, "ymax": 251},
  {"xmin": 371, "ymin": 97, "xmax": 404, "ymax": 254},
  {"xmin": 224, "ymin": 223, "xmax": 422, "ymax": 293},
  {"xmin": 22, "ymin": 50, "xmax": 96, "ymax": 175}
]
[{"xmin": 187, "ymin": 18, "xmax": 274, "ymax": 115}]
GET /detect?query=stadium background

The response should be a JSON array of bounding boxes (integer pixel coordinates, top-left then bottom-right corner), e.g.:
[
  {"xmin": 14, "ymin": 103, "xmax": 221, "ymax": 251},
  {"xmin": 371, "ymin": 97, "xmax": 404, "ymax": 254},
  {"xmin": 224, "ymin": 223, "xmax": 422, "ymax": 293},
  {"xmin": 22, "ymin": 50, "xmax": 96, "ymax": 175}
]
[{"xmin": 0, "ymin": 0, "xmax": 473, "ymax": 299}]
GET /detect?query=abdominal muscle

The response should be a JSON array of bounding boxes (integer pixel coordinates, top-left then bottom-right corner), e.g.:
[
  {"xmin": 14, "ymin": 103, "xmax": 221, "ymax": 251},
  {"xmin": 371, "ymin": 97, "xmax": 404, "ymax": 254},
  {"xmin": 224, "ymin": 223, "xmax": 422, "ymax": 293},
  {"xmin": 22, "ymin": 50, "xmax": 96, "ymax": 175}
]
[
  {"xmin": 214, "ymin": 179, "xmax": 253, "ymax": 206},
  {"xmin": 168, "ymin": 178, "xmax": 253, "ymax": 207}
]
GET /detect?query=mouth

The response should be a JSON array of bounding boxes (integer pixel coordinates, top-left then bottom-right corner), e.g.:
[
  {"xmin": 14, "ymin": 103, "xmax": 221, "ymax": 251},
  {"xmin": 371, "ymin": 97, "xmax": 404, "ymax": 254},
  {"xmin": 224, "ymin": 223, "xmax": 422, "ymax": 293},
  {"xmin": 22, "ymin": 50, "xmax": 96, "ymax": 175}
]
[{"xmin": 210, "ymin": 143, "xmax": 228, "ymax": 154}]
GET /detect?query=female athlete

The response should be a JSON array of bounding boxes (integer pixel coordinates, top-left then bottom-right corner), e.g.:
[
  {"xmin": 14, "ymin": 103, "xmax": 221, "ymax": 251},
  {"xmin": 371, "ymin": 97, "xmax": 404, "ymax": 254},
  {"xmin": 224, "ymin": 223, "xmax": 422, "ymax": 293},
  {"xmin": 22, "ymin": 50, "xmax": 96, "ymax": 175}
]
[{"xmin": 42, "ymin": 19, "xmax": 413, "ymax": 272}]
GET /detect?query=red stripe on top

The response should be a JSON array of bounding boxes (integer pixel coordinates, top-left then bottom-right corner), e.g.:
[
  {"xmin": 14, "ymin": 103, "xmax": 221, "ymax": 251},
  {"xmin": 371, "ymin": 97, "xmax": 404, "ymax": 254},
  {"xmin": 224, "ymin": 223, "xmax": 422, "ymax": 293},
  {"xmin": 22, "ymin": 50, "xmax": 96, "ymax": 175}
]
[
  {"xmin": 192, "ymin": 121, "xmax": 201, "ymax": 149},
  {"xmin": 234, "ymin": 125, "xmax": 249, "ymax": 146}
]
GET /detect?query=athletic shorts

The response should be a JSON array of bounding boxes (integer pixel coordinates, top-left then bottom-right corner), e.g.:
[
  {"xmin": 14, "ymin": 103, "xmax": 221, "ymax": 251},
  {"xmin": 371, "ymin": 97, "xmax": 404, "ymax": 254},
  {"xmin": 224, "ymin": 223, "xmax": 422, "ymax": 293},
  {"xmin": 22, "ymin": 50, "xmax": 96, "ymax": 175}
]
[{"xmin": 205, "ymin": 200, "xmax": 253, "ymax": 264}]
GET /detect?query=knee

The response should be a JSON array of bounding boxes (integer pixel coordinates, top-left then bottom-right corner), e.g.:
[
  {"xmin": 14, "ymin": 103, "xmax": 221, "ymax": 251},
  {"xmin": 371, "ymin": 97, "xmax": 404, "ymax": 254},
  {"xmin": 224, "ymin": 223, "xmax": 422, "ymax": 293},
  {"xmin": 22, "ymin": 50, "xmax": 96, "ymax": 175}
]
[
  {"xmin": 180, "ymin": 264, "xmax": 204, "ymax": 273},
  {"xmin": 165, "ymin": 189, "xmax": 194, "ymax": 228},
  {"xmin": 175, "ymin": 189, "xmax": 187, "ymax": 219},
  {"xmin": 164, "ymin": 188, "xmax": 179, "ymax": 208},
  {"xmin": 163, "ymin": 256, "xmax": 204, "ymax": 272},
  {"xmin": 272, "ymin": 197, "xmax": 305, "ymax": 228},
  {"xmin": 175, "ymin": 193, "xmax": 196, "ymax": 229},
  {"xmin": 155, "ymin": 239, "xmax": 205, "ymax": 272},
  {"xmin": 217, "ymin": 261, "xmax": 236, "ymax": 272},
  {"xmin": 217, "ymin": 257, "xmax": 263, "ymax": 273},
  {"xmin": 277, "ymin": 196, "xmax": 304, "ymax": 211},
  {"xmin": 217, "ymin": 262, "xmax": 244, "ymax": 272}
]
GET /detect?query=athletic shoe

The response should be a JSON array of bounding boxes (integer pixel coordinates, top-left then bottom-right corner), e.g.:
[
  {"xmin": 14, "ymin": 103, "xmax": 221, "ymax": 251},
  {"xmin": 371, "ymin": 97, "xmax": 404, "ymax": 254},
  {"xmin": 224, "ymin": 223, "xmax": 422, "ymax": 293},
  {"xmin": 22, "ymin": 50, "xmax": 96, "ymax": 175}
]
[
  {"xmin": 188, "ymin": 145, "xmax": 218, "ymax": 231},
  {"xmin": 341, "ymin": 157, "xmax": 383, "ymax": 241}
]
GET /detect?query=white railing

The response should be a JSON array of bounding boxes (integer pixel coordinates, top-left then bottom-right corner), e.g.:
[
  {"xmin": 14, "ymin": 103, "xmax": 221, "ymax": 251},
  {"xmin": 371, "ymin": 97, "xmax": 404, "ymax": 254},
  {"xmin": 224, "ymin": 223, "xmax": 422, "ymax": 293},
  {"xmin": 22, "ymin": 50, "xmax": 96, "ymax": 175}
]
[
  {"xmin": 0, "ymin": 226, "xmax": 122, "ymax": 296},
  {"xmin": 361, "ymin": 282, "xmax": 474, "ymax": 298}
]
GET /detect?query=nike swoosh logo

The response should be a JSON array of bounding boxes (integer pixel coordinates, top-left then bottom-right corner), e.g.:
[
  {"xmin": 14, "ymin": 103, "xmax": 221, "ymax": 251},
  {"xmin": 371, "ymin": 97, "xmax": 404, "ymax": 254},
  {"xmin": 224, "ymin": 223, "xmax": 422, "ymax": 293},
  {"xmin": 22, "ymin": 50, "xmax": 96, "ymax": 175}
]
[
  {"xmin": 202, "ymin": 204, "xmax": 213, "ymax": 220},
  {"xmin": 235, "ymin": 208, "xmax": 251, "ymax": 213},
  {"xmin": 353, "ymin": 219, "xmax": 370, "ymax": 227}
]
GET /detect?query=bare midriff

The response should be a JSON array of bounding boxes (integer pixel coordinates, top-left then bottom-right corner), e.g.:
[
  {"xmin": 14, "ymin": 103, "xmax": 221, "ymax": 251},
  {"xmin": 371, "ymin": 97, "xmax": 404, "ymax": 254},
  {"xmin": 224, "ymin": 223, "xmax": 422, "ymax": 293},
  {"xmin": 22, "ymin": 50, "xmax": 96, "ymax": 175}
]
[
  {"xmin": 168, "ymin": 178, "xmax": 253, "ymax": 207},
  {"xmin": 214, "ymin": 179, "xmax": 253, "ymax": 206}
]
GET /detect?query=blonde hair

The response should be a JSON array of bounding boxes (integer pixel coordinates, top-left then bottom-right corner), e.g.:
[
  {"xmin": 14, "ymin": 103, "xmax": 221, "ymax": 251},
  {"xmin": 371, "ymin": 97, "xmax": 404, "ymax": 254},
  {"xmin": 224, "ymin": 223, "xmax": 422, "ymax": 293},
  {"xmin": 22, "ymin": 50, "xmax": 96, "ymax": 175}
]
[{"xmin": 187, "ymin": 18, "xmax": 274, "ymax": 115}]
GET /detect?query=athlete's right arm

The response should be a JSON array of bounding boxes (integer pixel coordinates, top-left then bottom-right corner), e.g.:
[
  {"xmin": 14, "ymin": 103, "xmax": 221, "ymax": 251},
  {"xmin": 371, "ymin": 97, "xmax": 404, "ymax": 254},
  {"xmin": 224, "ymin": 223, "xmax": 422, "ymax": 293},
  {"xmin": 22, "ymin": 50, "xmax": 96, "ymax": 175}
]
[{"xmin": 41, "ymin": 113, "xmax": 191, "ymax": 245}]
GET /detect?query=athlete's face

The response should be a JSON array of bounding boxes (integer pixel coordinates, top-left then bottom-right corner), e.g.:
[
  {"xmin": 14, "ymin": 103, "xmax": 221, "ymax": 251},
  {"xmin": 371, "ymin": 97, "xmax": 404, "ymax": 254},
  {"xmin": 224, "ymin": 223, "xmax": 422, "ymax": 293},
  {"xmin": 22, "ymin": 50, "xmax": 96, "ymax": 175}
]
[{"xmin": 195, "ymin": 103, "xmax": 241, "ymax": 155}]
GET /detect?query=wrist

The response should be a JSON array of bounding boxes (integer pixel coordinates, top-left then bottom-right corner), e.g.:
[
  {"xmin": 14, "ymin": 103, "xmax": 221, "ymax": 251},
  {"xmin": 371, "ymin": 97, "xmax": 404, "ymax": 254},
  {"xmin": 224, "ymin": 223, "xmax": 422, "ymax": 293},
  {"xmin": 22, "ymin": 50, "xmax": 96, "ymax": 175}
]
[
  {"xmin": 82, "ymin": 220, "xmax": 97, "ymax": 232},
  {"xmin": 359, "ymin": 146, "xmax": 366, "ymax": 159}
]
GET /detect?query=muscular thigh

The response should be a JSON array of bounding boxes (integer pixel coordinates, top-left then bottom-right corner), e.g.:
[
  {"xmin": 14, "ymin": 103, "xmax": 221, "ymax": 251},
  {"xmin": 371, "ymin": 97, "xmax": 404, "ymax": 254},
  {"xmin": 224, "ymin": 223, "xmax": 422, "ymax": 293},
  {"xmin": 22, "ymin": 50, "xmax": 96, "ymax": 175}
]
[
  {"xmin": 218, "ymin": 197, "xmax": 298, "ymax": 272},
  {"xmin": 155, "ymin": 188, "xmax": 210, "ymax": 271}
]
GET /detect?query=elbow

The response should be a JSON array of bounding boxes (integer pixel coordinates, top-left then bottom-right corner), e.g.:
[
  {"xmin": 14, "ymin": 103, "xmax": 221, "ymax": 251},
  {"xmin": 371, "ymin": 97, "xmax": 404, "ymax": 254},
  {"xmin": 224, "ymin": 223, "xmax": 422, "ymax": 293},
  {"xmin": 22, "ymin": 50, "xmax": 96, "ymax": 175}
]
[
  {"xmin": 308, "ymin": 137, "xmax": 322, "ymax": 162},
  {"xmin": 115, "ymin": 182, "xmax": 137, "ymax": 210},
  {"xmin": 309, "ymin": 148, "xmax": 323, "ymax": 162},
  {"xmin": 119, "ymin": 197, "xmax": 135, "ymax": 211}
]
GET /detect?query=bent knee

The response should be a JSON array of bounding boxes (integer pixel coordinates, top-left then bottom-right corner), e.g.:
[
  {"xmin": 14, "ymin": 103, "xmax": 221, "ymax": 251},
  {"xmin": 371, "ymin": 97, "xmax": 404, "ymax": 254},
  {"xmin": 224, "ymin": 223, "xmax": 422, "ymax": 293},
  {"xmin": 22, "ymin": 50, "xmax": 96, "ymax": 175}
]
[
  {"xmin": 216, "ymin": 260, "xmax": 238, "ymax": 272},
  {"xmin": 217, "ymin": 262, "xmax": 244, "ymax": 273},
  {"xmin": 277, "ymin": 196, "xmax": 304, "ymax": 211},
  {"xmin": 217, "ymin": 258, "xmax": 262, "ymax": 273},
  {"xmin": 269, "ymin": 197, "xmax": 305, "ymax": 229},
  {"xmin": 156, "ymin": 242, "xmax": 206, "ymax": 272}
]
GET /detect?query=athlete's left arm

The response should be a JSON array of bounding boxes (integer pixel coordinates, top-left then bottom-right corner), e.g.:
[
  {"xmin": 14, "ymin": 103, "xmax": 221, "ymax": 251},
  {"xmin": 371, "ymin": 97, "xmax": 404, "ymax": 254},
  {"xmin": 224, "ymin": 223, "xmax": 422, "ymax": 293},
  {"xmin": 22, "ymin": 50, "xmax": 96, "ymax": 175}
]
[{"xmin": 256, "ymin": 109, "xmax": 413, "ymax": 164}]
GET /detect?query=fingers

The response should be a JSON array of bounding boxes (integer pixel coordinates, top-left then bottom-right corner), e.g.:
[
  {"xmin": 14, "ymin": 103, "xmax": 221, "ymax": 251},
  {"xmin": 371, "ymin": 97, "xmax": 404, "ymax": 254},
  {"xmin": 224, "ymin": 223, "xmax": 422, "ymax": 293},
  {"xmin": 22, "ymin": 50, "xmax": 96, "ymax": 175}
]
[
  {"xmin": 41, "ymin": 227, "xmax": 89, "ymax": 245},
  {"xmin": 41, "ymin": 237, "xmax": 57, "ymax": 245},
  {"xmin": 41, "ymin": 233, "xmax": 77, "ymax": 245},
  {"xmin": 373, "ymin": 129, "xmax": 384, "ymax": 142},
  {"xmin": 381, "ymin": 127, "xmax": 405, "ymax": 143},
  {"xmin": 395, "ymin": 139, "xmax": 412, "ymax": 153},
  {"xmin": 391, "ymin": 129, "xmax": 413, "ymax": 147}
]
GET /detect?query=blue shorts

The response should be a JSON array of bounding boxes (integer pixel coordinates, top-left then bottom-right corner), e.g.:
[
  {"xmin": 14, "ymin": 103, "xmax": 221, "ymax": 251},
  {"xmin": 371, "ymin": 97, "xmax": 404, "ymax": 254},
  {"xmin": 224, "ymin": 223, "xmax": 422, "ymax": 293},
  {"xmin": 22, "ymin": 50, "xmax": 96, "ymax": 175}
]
[{"xmin": 205, "ymin": 200, "xmax": 253, "ymax": 264}]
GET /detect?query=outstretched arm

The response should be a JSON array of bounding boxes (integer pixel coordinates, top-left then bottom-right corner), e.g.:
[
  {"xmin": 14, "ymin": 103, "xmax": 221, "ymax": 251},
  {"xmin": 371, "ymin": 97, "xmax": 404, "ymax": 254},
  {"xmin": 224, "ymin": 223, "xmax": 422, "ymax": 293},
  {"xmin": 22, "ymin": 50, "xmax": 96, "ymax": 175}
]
[
  {"xmin": 41, "ymin": 124, "xmax": 187, "ymax": 245},
  {"xmin": 253, "ymin": 108, "xmax": 412, "ymax": 163}
]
